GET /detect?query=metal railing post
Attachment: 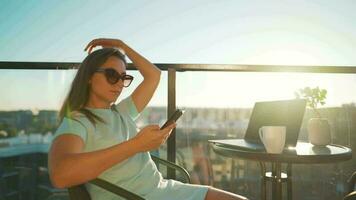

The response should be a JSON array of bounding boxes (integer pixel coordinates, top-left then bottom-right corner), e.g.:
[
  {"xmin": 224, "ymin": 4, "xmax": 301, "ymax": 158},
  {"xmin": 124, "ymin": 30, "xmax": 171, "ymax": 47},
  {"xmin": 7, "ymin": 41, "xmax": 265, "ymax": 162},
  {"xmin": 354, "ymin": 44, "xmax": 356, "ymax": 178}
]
[{"xmin": 167, "ymin": 68, "xmax": 176, "ymax": 180}]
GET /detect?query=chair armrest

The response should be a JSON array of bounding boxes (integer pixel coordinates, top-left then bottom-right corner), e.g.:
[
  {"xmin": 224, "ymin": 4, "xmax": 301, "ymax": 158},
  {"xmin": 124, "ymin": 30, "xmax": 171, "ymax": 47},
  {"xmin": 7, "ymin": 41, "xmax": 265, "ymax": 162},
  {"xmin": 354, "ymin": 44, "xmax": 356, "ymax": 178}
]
[
  {"xmin": 344, "ymin": 191, "xmax": 356, "ymax": 200},
  {"xmin": 151, "ymin": 154, "xmax": 191, "ymax": 183},
  {"xmin": 347, "ymin": 171, "xmax": 356, "ymax": 193},
  {"xmin": 68, "ymin": 155, "xmax": 190, "ymax": 200},
  {"xmin": 89, "ymin": 178, "xmax": 145, "ymax": 200},
  {"xmin": 68, "ymin": 184, "xmax": 91, "ymax": 200},
  {"xmin": 2, "ymin": 166, "xmax": 33, "ymax": 178}
]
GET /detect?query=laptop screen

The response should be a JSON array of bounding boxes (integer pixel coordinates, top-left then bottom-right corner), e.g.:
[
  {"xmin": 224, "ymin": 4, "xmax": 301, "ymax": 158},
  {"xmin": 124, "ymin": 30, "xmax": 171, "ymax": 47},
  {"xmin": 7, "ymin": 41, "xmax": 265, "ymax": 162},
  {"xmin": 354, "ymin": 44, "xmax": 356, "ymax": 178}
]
[{"xmin": 244, "ymin": 99, "xmax": 307, "ymax": 147}]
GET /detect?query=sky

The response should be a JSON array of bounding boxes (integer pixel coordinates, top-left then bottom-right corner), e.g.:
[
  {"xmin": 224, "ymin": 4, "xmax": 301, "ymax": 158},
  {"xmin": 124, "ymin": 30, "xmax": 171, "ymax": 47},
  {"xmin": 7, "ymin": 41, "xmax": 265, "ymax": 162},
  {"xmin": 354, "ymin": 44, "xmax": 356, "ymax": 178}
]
[{"xmin": 1, "ymin": 0, "xmax": 356, "ymax": 110}]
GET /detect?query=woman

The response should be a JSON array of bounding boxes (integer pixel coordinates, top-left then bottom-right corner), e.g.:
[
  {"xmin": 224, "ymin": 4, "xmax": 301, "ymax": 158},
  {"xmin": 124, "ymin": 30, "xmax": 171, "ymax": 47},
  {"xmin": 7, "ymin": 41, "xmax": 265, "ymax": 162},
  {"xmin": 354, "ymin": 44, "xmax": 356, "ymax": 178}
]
[{"xmin": 49, "ymin": 38, "xmax": 248, "ymax": 200}]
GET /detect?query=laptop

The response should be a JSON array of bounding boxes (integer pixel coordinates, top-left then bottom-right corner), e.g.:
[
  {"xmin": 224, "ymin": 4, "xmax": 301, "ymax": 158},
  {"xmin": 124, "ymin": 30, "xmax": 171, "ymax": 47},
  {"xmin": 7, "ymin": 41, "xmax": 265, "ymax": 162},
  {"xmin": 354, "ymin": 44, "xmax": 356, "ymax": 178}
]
[{"xmin": 211, "ymin": 99, "xmax": 307, "ymax": 151}]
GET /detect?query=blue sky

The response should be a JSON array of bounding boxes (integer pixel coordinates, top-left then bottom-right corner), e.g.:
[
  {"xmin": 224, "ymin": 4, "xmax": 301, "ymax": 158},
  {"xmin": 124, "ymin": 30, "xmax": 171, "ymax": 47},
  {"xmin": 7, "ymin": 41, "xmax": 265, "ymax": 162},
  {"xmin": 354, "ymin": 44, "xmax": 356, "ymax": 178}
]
[{"xmin": 1, "ymin": 0, "xmax": 356, "ymax": 110}]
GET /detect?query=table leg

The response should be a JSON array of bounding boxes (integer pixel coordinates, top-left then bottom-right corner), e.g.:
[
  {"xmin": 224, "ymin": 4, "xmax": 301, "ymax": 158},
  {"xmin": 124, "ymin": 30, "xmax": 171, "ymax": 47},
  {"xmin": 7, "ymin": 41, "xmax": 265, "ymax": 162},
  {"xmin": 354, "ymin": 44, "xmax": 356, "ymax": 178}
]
[
  {"xmin": 272, "ymin": 163, "xmax": 282, "ymax": 200},
  {"xmin": 287, "ymin": 163, "xmax": 292, "ymax": 200},
  {"xmin": 230, "ymin": 159, "xmax": 236, "ymax": 193},
  {"xmin": 259, "ymin": 162, "xmax": 266, "ymax": 200}
]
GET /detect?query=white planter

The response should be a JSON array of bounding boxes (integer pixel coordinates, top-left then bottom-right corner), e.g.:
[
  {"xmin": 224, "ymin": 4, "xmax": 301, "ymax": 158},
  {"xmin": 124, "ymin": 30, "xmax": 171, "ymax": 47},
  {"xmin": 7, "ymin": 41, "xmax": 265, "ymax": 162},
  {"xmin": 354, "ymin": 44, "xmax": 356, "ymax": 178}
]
[{"xmin": 308, "ymin": 118, "xmax": 331, "ymax": 146}]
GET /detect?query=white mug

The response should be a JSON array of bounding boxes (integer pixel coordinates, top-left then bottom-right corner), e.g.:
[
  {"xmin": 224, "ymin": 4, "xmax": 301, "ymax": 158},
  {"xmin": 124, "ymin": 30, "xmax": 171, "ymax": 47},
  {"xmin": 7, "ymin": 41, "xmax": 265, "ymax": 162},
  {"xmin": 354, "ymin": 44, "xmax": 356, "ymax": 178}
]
[{"xmin": 259, "ymin": 126, "xmax": 286, "ymax": 154}]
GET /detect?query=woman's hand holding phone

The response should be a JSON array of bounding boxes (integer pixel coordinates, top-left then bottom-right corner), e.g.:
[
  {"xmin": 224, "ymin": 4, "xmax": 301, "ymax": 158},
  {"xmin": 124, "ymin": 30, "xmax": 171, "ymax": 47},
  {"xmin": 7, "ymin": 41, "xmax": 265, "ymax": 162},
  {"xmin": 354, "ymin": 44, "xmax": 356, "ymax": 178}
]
[
  {"xmin": 133, "ymin": 109, "xmax": 183, "ymax": 152},
  {"xmin": 160, "ymin": 109, "xmax": 184, "ymax": 130},
  {"xmin": 133, "ymin": 123, "xmax": 176, "ymax": 153}
]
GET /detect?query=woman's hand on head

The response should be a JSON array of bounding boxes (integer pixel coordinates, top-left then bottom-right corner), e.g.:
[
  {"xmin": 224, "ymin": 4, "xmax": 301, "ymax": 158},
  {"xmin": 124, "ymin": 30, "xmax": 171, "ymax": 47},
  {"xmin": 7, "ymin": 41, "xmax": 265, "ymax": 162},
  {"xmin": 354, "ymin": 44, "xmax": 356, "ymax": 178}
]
[
  {"xmin": 84, "ymin": 38, "xmax": 124, "ymax": 54},
  {"xmin": 133, "ymin": 123, "xmax": 176, "ymax": 152}
]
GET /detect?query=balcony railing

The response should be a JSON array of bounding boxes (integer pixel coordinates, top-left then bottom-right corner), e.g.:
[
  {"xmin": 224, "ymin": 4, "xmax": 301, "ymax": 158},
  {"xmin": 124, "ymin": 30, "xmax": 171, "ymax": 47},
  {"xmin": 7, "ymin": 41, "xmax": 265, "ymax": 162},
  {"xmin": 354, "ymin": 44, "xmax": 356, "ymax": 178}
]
[{"xmin": 1, "ymin": 61, "xmax": 355, "ymax": 200}]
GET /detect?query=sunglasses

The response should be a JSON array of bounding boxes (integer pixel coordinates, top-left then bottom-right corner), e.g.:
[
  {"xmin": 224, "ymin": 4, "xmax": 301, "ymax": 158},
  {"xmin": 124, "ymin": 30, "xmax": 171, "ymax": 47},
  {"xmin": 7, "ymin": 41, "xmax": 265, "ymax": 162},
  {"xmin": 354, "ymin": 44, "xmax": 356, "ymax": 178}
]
[{"xmin": 95, "ymin": 68, "xmax": 134, "ymax": 87}]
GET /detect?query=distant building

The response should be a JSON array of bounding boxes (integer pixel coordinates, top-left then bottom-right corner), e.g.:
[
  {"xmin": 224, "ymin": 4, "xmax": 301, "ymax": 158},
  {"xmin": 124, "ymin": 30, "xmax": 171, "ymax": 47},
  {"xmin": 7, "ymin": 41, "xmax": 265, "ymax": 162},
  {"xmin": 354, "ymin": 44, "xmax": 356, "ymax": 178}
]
[
  {"xmin": 0, "ymin": 110, "xmax": 33, "ymax": 133},
  {"xmin": 37, "ymin": 110, "xmax": 59, "ymax": 126},
  {"xmin": 0, "ymin": 110, "xmax": 58, "ymax": 135}
]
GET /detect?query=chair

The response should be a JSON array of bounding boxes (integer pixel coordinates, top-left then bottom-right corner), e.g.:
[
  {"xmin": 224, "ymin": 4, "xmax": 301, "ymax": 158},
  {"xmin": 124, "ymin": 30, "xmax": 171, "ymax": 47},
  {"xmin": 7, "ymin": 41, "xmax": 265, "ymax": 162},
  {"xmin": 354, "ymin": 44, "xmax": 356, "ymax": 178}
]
[
  {"xmin": 67, "ymin": 154, "xmax": 191, "ymax": 200},
  {"xmin": 344, "ymin": 171, "xmax": 356, "ymax": 200},
  {"xmin": 0, "ymin": 164, "xmax": 34, "ymax": 200},
  {"xmin": 0, "ymin": 167, "xmax": 21, "ymax": 199},
  {"xmin": 37, "ymin": 166, "xmax": 69, "ymax": 200}
]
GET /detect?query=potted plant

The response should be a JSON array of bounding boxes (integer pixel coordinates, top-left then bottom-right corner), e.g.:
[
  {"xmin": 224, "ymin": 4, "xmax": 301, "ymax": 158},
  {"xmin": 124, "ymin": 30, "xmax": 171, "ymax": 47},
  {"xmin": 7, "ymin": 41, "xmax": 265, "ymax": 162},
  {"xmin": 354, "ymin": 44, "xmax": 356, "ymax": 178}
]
[{"xmin": 295, "ymin": 86, "xmax": 331, "ymax": 146}]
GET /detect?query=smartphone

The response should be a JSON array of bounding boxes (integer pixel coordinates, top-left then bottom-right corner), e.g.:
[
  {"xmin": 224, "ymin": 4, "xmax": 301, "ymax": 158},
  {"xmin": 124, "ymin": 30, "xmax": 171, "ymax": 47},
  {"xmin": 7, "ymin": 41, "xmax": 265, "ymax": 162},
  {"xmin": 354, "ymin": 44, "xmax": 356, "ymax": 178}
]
[{"xmin": 160, "ymin": 109, "xmax": 185, "ymax": 130}]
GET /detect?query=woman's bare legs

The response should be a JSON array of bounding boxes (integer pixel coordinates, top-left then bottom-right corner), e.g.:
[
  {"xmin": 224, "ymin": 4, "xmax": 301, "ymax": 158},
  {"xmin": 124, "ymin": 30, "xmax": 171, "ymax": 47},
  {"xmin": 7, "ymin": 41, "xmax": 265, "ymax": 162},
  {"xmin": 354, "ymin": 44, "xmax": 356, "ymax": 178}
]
[{"xmin": 205, "ymin": 187, "xmax": 249, "ymax": 200}]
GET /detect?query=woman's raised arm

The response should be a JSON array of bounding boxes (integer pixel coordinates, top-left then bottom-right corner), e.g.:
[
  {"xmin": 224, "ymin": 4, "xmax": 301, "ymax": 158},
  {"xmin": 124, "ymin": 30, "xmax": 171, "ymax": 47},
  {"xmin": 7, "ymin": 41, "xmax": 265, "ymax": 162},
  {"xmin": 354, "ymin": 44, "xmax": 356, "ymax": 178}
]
[{"xmin": 85, "ymin": 38, "xmax": 161, "ymax": 113}]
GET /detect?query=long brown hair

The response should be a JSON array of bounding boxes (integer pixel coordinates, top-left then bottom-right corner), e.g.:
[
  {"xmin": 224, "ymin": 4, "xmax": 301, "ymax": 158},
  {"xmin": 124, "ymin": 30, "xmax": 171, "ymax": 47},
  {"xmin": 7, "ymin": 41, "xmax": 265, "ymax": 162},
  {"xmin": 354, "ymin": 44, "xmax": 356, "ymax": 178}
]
[{"xmin": 59, "ymin": 48, "xmax": 127, "ymax": 125}]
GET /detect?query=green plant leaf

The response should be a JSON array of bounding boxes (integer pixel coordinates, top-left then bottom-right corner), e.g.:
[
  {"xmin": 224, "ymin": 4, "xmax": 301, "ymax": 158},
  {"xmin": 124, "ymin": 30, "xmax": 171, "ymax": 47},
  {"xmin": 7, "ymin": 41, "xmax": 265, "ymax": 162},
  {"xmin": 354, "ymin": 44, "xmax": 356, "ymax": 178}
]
[{"xmin": 295, "ymin": 86, "xmax": 327, "ymax": 110}]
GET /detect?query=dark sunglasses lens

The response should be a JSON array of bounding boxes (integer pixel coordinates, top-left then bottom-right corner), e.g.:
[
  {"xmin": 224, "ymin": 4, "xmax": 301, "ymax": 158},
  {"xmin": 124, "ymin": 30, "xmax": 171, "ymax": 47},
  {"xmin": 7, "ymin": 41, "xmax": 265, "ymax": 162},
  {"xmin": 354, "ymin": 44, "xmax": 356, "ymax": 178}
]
[
  {"xmin": 123, "ymin": 75, "xmax": 133, "ymax": 87},
  {"xmin": 105, "ymin": 69, "xmax": 119, "ymax": 84}
]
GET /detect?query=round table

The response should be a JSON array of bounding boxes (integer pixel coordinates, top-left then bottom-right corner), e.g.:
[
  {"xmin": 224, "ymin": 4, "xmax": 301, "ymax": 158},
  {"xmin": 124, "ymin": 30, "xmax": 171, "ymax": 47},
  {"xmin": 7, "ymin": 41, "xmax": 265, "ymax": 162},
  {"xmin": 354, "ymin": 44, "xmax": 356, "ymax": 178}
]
[{"xmin": 209, "ymin": 140, "xmax": 352, "ymax": 200}]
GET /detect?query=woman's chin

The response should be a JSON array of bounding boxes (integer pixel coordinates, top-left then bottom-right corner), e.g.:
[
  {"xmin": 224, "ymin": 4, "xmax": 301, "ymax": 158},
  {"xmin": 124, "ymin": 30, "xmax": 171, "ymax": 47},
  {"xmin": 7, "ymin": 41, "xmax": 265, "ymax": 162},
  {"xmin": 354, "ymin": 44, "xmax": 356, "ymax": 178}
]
[{"xmin": 109, "ymin": 93, "xmax": 121, "ymax": 101}]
